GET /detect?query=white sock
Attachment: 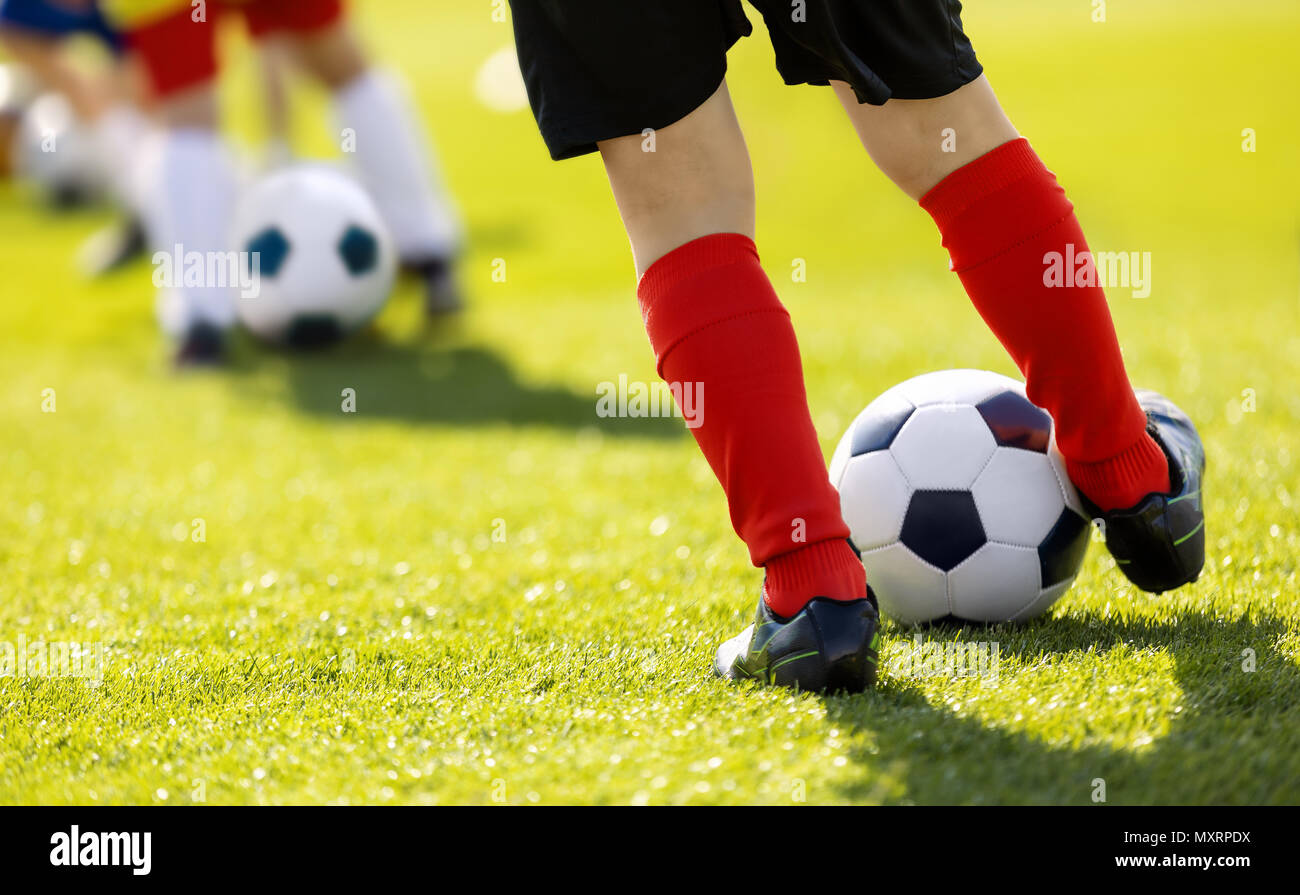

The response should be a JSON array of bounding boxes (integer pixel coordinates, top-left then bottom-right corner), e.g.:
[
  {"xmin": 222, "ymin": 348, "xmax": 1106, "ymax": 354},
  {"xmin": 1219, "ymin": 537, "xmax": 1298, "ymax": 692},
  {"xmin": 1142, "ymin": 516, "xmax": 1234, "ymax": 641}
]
[
  {"xmin": 91, "ymin": 104, "xmax": 150, "ymax": 214},
  {"xmin": 147, "ymin": 128, "xmax": 238, "ymax": 334},
  {"xmin": 333, "ymin": 69, "xmax": 461, "ymax": 262}
]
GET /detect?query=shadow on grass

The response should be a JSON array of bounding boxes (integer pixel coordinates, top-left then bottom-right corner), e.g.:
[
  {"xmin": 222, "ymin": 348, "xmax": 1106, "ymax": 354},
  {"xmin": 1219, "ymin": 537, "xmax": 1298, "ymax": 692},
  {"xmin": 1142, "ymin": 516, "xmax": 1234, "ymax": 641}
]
[
  {"xmin": 227, "ymin": 325, "xmax": 684, "ymax": 439},
  {"xmin": 824, "ymin": 611, "xmax": 1300, "ymax": 804}
]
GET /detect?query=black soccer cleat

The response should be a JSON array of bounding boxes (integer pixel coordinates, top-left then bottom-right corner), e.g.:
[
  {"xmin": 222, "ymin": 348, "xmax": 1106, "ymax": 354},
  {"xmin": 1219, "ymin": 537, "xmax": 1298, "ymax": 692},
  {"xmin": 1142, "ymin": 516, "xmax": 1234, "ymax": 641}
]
[
  {"xmin": 409, "ymin": 257, "xmax": 464, "ymax": 317},
  {"xmin": 172, "ymin": 322, "xmax": 227, "ymax": 368},
  {"xmin": 1080, "ymin": 389, "xmax": 1206, "ymax": 593},
  {"xmin": 714, "ymin": 589, "xmax": 881, "ymax": 693},
  {"xmin": 78, "ymin": 216, "xmax": 148, "ymax": 277}
]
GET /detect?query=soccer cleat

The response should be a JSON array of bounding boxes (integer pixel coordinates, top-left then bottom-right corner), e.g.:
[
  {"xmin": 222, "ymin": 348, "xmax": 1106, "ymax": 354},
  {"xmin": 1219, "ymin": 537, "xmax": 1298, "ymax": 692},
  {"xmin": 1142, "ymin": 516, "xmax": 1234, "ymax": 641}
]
[
  {"xmin": 173, "ymin": 322, "xmax": 227, "ymax": 368},
  {"xmin": 1080, "ymin": 389, "xmax": 1206, "ymax": 593},
  {"xmin": 409, "ymin": 257, "xmax": 464, "ymax": 316},
  {"xmin": 78, "ymin": 216, "xmax": 147, "ymax": 278},
  {"xmin": 714, "ymin": 588, "xmax": 880, "ymax": 693}
]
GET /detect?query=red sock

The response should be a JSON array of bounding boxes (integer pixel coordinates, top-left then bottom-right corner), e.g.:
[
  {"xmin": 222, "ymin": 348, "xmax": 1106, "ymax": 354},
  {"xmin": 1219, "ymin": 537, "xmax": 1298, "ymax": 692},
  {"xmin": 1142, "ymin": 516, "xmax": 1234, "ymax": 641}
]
[
  {"xmin": 920, "ymin": 138, "xmax": 1169, "ymax": 510},
  {"xmin": 637, "ymin": 234, "xmax": 865, "ymax": 618}
]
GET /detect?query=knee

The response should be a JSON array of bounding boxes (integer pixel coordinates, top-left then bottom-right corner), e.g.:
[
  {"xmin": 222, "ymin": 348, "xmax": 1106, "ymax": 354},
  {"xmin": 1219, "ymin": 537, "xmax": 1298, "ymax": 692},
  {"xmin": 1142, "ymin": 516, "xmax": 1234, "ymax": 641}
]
[
  {"xmin": 627, "ymin": 177, "xmax": 754, "ymax": 225},
  {"xmin": 877, "ymin": 156, "xmax": 943, "ymax": 200},
  {"xmin": 292, "ymin": 23, "xmax": 369, "ymax": 91},
  {"xmin": 878, "ymin": 116, "xmax": 1020, "ymax": 199},
  {"xmin": 603, "ymin": 140, "xmax": 754, "ymax": 222}
]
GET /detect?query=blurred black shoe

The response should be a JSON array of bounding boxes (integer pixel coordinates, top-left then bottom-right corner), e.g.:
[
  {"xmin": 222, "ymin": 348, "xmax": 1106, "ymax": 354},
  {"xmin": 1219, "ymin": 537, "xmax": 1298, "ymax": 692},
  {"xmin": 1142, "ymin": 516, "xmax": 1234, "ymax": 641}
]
[
  {"xmin": 47, "ymin": 181, "xmax": 98, "ymax": 210},
  {"xmin": 408, "ymin": 257, "xmax": 464, "ymax": 317},
  {"xmin": 173, "ymin": 322, "xmax": 227, "ymax": 369},
  {"xmin": 79, "ymin": 216, "xmax": 147, "ymax": 277},
  {"xmin": 284, "ymin": 315, "xmax": 345, "ymax": 350}
]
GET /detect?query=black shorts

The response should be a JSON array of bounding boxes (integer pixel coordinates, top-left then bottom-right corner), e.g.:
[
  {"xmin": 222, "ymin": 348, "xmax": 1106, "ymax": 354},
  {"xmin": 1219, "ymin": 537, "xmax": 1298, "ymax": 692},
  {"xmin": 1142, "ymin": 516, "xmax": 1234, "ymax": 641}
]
[{"xmin": 510, "ymin": 0, "xmax": 983, "ymax": 160}]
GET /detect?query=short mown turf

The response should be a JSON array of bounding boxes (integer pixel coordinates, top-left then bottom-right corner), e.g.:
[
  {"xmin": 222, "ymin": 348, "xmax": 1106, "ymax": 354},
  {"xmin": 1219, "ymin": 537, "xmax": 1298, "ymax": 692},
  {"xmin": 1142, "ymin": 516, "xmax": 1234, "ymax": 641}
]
[{"xmin": 1, "ymin": 0, "xmax": 1297, "ymax": 804}]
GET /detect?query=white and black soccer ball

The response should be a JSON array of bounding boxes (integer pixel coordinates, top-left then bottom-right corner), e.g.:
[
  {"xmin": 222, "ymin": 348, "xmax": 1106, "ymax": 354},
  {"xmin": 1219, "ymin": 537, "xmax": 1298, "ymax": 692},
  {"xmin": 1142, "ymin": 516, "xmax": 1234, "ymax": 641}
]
[
  {"xmin": 14, "ymin": 92, "xmax": 105, "ymax": 206},
  {"xmin": 830, "ymin": 369, "xmax": 1091, "ymax": 625},
  {"xmin": 232, "ymin": 165, "xmax": 397, "ymax": 347}
]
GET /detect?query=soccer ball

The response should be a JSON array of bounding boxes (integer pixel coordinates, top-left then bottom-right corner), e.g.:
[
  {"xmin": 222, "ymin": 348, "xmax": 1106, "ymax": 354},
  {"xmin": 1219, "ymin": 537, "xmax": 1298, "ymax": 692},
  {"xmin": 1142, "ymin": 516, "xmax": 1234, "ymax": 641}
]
[
  {"xmin": 232, "ymin": 164, "xmax": 397, "ymax": 346},
  {"xmin": 13, "ymin": 92, "xmax": 105, "ymax": 206},
  {"xmin": 829, "ymin": 369, "xmax": 1091, "ymax": 625}
]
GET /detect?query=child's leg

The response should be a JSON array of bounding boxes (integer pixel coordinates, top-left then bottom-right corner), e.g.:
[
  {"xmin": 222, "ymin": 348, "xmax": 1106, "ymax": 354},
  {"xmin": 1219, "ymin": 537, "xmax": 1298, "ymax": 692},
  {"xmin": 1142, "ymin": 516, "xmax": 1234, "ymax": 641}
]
[
  {"xmin": 0, "ymin": 28, "xmax": 109, "ymax": 121},
  {"xmin": 253, "ymin": 36, "xmax": 294, "ymax": 166},
  {"xmin": 601, "ymin": 81, "xmax": 864, "ymax": 617},
  {"xmin": 147, "ymin": 86, "xmax": 238, "ymax": 336},
  {"xmin": 0, "ymin": 28, "xmax": 147, "ymax": 215},
  {"xmin": 599, "ymin": 81, "xmax": 754, "ymax": 279},
  {"xmin": 285, "ymin": 15, "xmax": 462, "ymax": 266},
  {"xmin": 123, "ymin": 7, "xmax": 238, "ymax": 342},
  {"xmin": 834, "ymin": 76, "xmax": 1169, "ymax": 511}
]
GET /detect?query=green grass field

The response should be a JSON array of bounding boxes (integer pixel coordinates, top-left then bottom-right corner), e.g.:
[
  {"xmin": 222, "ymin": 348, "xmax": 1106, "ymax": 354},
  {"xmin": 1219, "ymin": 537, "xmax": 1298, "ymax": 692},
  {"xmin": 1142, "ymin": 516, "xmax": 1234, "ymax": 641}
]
[{"xmin": 1, "ymin": 0, "xmax": 1298, "ymax": 805}]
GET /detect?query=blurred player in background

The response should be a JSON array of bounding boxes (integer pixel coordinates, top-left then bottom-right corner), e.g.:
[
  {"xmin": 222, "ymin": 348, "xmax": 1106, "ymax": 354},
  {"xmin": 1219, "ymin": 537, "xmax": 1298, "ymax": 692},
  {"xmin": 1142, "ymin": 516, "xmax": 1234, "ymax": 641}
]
[
  {"xmin": 509, "ymin": 0, "xmax": 1207, "ymax": 692},
  {"xmin": 0, "ymin": 2, "xmax": 296, "ymax": 272},
  {"xmin": 0, "ymin": 0, "xmax": 151, "ymax": 272},
  {"xmin": 101, "ymin": 0, "xmax": 463, "ymax": 365}
]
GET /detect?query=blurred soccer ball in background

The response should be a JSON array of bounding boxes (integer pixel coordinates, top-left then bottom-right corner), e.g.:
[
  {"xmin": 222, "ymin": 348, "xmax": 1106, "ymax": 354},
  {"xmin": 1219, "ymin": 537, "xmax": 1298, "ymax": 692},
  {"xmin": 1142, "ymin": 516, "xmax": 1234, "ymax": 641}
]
[
  {"xmin": 13, "ymin": 92, "xmax": 105, "ymax": 206},
  {"xmin": 232, "ymin": 164, "xmax": 397, "ymax": 347}
]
